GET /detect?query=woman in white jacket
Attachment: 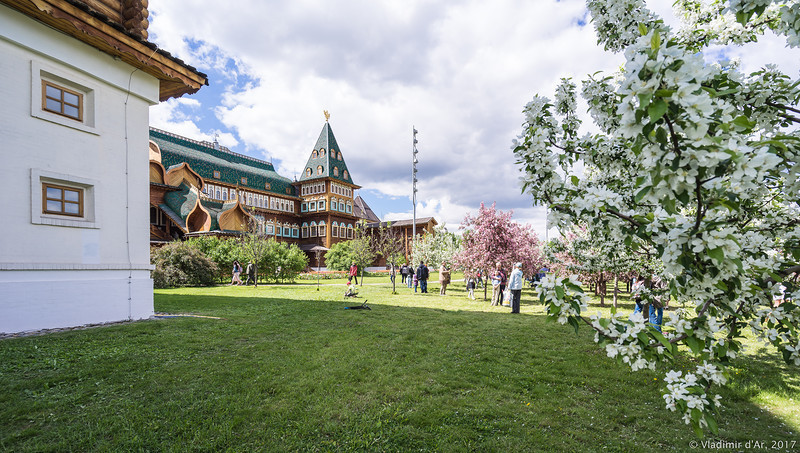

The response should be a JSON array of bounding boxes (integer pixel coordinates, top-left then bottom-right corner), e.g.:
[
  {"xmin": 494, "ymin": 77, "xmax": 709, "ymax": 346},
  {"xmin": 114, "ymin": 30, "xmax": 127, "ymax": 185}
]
[{"xmin": 508, "ymin": 262, "xmax": 524, "ymax": 314}]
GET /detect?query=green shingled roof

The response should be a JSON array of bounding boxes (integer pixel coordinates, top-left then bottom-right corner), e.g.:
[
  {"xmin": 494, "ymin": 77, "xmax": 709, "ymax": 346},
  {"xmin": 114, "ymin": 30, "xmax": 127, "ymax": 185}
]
[
  {"xmin": 150, "ymin": 128, "xmax": 297, "ymax": 197},
  {"xmin": 299, "ymin": 122, "xmax": 355, "ymax": 185}
]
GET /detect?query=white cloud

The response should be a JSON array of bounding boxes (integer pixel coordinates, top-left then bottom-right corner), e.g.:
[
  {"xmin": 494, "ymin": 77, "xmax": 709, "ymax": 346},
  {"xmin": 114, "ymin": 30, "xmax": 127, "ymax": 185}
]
[{"xmin": 146, "ymin": 0, "xmax": 799, "ymax": 235}]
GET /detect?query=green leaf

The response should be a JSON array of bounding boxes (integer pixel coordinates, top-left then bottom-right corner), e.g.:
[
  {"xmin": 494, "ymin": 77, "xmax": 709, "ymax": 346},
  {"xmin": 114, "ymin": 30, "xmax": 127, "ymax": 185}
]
[
  {"xmin": 568, "ymin": 316, "xmax": 580, "ymax": 335},
  {"xmin": 648, "ymin": 99, "xmax": 668, "ymax": 124},
  {"xmin": 554, "ymin": 285, "xmax": 565, "ymax": 300},
  {"xmin": 652, "ymin": 330, "xmax": 673, "ymax": 352},
  {"xmin": 571, "ymin": 175, "xmax": 579, "ymax": 186},
  {"xmin": 735, "ymin": 11, "xmax": 749, "ymax": 26},
  {"xmin": 732, "ymin": 115, "xmax": 754, "ymax": 130},
  {"xmin": 706, "ymin": 413, "xmax": 719, "ymax": 435},
  {"xmin": 708, "ymin": 247, "xmax": 725, "ymax": 263},
  {"xmin": 686, "ymin": 336, "xmax": 704, "ymax": 354},
  {"xmin": 634, "ymin": 186, "xmax": 650, "ymax": 203},
  {"xmin": 650, "ymin": 30, "xmax": 661, "ymax": 51},
  {"xmin": 638, "ymin": 23, "xmax": 648, "ymax": 36}
]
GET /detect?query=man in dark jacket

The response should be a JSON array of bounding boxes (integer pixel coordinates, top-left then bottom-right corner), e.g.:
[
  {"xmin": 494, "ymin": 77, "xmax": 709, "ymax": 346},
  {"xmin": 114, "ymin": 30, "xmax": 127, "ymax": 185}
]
[{"xmin": 416, "ymin": 261, "xmax": 429, "ymax": 293}]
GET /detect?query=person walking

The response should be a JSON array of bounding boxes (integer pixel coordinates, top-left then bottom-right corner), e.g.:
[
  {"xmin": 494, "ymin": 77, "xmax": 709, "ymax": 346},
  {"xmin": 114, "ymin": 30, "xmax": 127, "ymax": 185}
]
[
  {"xmin": 509, "ymin": 262, "xmax": 524, "ymax": 313},
  {"xmin": 412, "ymin": 272, "xmax": 418, "ymax": 292},
  {"xmin": 348, "ymin": 262, "xmax": 359, "ymax": 285},
  {"xmin": 490, "ymin": 269, "xmax": 502, "ymax": 306},
  {"xmin": 439, "ymin": 263, "xmax": 451, "ymax": 295},
  {"xmin": 400, "ymin": 263, "xmax": 408, "ymax": 284},
  {"xmin": 244, "ymin": 261, "xmax": 256, "ymax": 286},
  {"xmin": 230, "ymin": 260, "xmax": 243, "ymax": 286},
  {"xmin": 416, "ymin": 261, "xmax": 429, "ymax": 293},
  {"xmin": 466, "ymin": 275, "xmax": 476, "ymax": 300},
  {"xmin": 497, "ymin": 264, "xmax": 508, "ymax": 306}
]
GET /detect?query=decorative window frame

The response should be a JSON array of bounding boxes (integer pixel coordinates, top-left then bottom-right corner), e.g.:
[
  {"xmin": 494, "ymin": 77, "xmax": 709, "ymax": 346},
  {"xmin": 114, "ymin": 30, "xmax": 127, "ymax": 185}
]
[
  {"xmin": 309, "ymin": 201, "xmax": 317, "ymax": 212},
  {"xmin": 241, "ymin": 177, "xmax": 248, "ymax": 185},
  {"xmin": 31, "ymin": 61, "xmax": 97, "ymax": 135},
  {"xmin": 31, "ymin": 169, "xmax": 98, "ymax": 228},
  {"xmin": 318, "ymin": 200, "xmax": 326, "ymax": 211}
]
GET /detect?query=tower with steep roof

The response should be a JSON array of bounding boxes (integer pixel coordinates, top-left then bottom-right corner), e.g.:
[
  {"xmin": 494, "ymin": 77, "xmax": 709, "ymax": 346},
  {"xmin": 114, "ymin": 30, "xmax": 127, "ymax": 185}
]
[{"xmin": 294, "ymin": 118, "xmax": 362, "ymax": 264}]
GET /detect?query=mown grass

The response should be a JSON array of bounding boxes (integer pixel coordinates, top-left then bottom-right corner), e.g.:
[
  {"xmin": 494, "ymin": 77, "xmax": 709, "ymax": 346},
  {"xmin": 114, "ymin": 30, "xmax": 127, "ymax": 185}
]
[{"xmin": 0, "ymin": 277, "xmax": 797, "ymax": 452}]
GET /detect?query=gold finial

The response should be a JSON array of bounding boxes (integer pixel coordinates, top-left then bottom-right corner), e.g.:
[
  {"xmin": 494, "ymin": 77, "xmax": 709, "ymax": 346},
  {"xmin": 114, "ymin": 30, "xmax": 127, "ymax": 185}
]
[{"xmin": 324, "ymin": 110, "xmax": 330, "ymax": 122}]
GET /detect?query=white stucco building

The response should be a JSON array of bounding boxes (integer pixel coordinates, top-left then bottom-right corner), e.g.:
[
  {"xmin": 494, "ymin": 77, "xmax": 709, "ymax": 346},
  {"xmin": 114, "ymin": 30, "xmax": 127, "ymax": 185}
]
[{"xmin": 0, "ymin": 0, "xmax": 207, "ymax": 333}]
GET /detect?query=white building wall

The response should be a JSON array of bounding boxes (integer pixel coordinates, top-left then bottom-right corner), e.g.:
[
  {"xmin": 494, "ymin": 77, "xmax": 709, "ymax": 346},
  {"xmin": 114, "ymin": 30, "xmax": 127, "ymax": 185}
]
[{"xmin": 0, "ymin": 6, "xmax": 158, "ymax": 333}]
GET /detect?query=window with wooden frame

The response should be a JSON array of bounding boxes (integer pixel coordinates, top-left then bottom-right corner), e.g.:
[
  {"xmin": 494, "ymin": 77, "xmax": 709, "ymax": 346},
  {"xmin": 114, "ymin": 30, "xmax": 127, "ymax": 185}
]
[
  {"xmin": 42, "ymin": 81, "xmax": 82, "ymax": 121},
  {"xmin": 265, "ymin": 182, "xmax": 271, "ymax": 190},
  {"xmin": 241, "ymin": 177, "xmax": 248, "ymax": 185},
  {"xmin": 213, "ymin": 170, "xmax": 221, "ymax": 179},
  {"xmin": 42, "ymin": 183, "xmax": 83, "ymax": 216}
]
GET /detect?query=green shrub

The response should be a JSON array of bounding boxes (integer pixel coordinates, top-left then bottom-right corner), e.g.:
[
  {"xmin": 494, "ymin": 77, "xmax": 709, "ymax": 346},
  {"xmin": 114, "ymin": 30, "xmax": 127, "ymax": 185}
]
[
  {"xmin": 186, "ymin": 236, "xmax": 242, "ymax": 283},
  {"xmin": 151, "ymin": 242, "xmax": 218, "ymax": 288}
]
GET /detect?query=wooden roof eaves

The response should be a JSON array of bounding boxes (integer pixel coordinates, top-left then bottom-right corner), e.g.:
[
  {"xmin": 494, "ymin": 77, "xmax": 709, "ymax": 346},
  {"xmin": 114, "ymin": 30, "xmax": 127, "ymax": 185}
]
[{"xmin": 1, "ymin": 0, "xmax": 208, "ymax": 101}]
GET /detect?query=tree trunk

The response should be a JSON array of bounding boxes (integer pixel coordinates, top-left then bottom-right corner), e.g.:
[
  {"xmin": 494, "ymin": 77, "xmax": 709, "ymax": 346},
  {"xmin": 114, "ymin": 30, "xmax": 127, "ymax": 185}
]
[
  {"xmin": 598, "ymin": 278, "xmax": 606, "ymax": 307},
  {"xmin": 613, "ymin": 275, "xmax": 619, "ymax": 309}
]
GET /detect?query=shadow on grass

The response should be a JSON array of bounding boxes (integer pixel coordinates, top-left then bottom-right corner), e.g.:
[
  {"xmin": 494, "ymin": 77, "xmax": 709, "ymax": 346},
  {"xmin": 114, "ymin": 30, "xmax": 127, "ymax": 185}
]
[{"xmin": 1, "ymin": 286, "xmax": 797, "ymax": 452}]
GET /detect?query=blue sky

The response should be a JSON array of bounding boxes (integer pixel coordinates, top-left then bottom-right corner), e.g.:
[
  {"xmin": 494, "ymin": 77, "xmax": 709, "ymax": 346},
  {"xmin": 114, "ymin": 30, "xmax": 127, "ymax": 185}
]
[{"xmin": 147, "ymin": 0, "xmax": 798, "ymax": 238}]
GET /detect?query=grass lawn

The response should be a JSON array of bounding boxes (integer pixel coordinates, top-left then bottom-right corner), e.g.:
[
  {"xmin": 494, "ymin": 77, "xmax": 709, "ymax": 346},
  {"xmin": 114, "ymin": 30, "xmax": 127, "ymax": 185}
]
[{"xmin": 1, "ymin": 277, "xmax": 798, "ymax": 452}]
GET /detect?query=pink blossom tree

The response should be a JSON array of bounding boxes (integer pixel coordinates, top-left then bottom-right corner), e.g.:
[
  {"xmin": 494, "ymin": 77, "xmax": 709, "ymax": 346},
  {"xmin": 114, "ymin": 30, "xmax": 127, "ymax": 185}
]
[{"xmin": 455, "ymin": 202, "xmax": 544, "ymax": 299}]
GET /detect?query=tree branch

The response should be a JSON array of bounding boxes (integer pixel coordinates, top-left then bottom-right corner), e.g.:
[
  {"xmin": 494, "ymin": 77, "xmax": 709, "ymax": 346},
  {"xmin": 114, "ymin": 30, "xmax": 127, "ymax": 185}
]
[{"xmin": 766, "ymin": 102, "xmax": 800, "ymax": 116}]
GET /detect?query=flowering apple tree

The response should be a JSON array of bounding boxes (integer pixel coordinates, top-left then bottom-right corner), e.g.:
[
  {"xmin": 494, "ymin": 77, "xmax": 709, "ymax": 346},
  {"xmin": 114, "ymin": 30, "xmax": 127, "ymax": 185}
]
[
  {"xmin": 455, "ymin": 202, "xmax": 545, "ymax": 298},
  {"xmin": 513, "ymin": 0, "xmax": 800, "ymax": 436}
]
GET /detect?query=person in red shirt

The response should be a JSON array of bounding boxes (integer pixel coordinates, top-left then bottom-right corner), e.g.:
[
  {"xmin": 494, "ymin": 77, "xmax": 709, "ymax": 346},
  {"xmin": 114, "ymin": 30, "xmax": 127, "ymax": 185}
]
[{"xmin": 348, "ymin": 262, "xmax": 359, "ymax": 285}]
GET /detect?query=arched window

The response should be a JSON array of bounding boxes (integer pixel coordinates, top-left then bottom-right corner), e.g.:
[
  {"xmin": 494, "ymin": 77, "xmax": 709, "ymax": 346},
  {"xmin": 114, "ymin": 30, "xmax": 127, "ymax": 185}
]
[
  {"xmin": 283, "ymin": 223, "xmax": 291, "ymax": 237},
  {"xmin": 306, "ymin": 168, "xmax": 312, "ymax": 177},
  {"xmin": 318, "ymin": 221, "xmax": 326, "ymax": 237},
  {"xmin": 333, "ymin": 167, "xmax": 339, "ymax": 177},
  {"xmin": 222, "ymin": 191, "xmax": 228, "ymax": 200},
  {"xmin": 312, "ymin": 150, "xmax": 318, "ymax": 159},
  {"xmin": 346, "ymin": 202, "xmax": 352, "ymax": 213},
  {"xmin": 331, "ymin": 148, "xmax": 336, "ymax": 159},
  {"xmin": 332, "ymin": 221, "xmax": 339, "ymax": 238},
  {"xmin": 292, "ymin": 224, "xmax": 299, "ymax": 238},
  {"xmin": 347, "ymin": 224, "xmax": 354, "ymax": 239},
  {"xmin": 331, "ymin": 198, "xmax": 338, "ymax": 212},
  {"xmin": 301, "ymin": 222, "xmax": 308, "ymax": 238},
  {"xmin": 215, "ymin": 189, "xmax": 221, "ymax": 199},
  {"xmin": 343, "ymin": 170, "xmax": 349, "ymax": 180},
  {"xmin": 310, "ymin": 221, "xmax": 318, "ymax": 237},
  {"xmin": 319, "ymin": 148, "xmax": 326, "ymax": 157},
  {"xmin": 317, "ymin": 165, "xmax": 324, "ymax": 175}
]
